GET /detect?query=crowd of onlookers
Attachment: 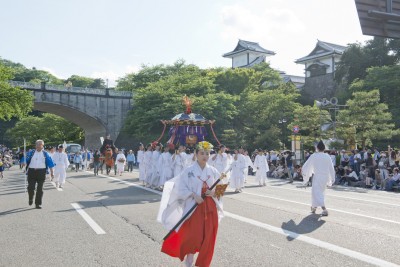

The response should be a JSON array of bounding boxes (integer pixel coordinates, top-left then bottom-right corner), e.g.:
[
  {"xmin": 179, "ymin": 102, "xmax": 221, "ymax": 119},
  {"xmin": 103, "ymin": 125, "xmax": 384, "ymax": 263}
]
[{"xmin": 325, "ymin": 148, "xmax": 400, "ymax": 191}]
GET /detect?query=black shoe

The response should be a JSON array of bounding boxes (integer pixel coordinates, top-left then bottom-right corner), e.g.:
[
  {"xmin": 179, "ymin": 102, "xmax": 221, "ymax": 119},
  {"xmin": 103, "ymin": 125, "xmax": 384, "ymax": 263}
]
[
  {"xmin": 35, "ymin": 205, "xmax": 42, "ymax": 209},
  {"xmin": 29, "ymin": 200, "xmax": 33, "ymax": 206}
]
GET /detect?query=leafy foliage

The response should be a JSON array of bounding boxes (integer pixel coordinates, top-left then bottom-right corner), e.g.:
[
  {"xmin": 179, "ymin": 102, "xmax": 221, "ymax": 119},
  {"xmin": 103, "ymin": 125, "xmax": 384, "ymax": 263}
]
[
  {"xmin": 337, "ymin": 90, "xmax": 399, "ymax": 147},
  {"xmin": 0, "ymin": 63, "xmax": 34, "ymax": 121},
  {"xmin": 5, "ymin": 113, "xmax": 84, "ymax": 147}
]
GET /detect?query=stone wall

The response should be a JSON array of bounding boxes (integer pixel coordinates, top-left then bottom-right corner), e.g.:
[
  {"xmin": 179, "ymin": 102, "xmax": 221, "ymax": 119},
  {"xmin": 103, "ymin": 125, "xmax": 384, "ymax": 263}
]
[{"xmin": 301, "ymin": 73, "xmax": 337, "ymax": 100}]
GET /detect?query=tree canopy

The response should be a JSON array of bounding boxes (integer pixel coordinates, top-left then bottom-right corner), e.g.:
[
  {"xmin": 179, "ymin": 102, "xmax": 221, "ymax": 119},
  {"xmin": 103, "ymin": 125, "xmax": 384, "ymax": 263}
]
[
  {"xmin": 0, "ymin": 62, "xmax": 34, "ymax": 121},
  {"xmin": 5, "ymin": 113, "xmax": 84, "ymax": 147},
  {"xmin": 120, "ymin": 61, "xmax": 300, "ymax": 150}
]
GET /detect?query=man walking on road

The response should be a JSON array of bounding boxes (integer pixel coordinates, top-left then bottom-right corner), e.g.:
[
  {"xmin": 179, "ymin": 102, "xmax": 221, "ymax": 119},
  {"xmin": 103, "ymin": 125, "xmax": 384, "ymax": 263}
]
[
  {"xmin": 25, "ymin": 140, "xmax": 55, "ymax": 209},
  {"xmin": 302, "ymin": 140, "xmax": 335, "ymax": 216}
]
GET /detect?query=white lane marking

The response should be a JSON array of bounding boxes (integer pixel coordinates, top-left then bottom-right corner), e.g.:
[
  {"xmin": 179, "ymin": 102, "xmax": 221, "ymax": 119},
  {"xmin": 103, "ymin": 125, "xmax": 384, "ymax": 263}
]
[
  {"xmin": 224, "ymin": 211, "xmax": 400, "ymax": 267},
  {"xmin": 51, "ymin": 182, "xmax": 63, "ymax": 191},
  {"xmin": 71, "ymin": 203, "xmax": 106, "ymax": 235},
  {"xmin": 247, "ymin": 180, "xmax": 400, "ymax": 204},
  {"xmin": 88, "ymin": 173, "xmax": 400, "ymax": 266},
  {"xmin": 239, "ymin": 191, "xmax": 400, "ymax": 226}
]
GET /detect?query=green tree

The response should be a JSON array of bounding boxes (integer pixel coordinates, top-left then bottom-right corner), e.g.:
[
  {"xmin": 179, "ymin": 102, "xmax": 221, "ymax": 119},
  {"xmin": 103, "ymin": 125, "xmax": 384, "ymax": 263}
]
[
  {"xmin": 349, "ymin": 65, "xmax": 400, "ymax": 129},
  {"xmin": 337, "ymin": 90, "xmax": 398, "ymax": 148},
  {"xmin": 5, "ymin": 113, "xmax": 84, "ymax": 146},
  {"xmin": 335, "ymin": 37, "xmax": 400, "ymax": 88},
  {"xmin": 0, "ymin": 63, "xmax": 34, "ymax": 120},
  {"xmin": 288, "ymin": 105, "xmax": 332, "ymax": 148},
  {"xmin": 116, "ymin": 59, "xmax": 201, "ymax": 92},
  {"xmin": 66, "ymin": 75, "xmax": 106, "ymax": 88}
]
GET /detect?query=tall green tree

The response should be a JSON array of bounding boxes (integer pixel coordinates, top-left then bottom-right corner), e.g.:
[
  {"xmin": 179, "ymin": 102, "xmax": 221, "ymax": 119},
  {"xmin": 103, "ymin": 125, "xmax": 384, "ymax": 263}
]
[
  {"xmin": 335, "ymin": 37, "xmax": 400, "ymax": 88},
  {"xmin": 5, "ymin": 113, "xmax": 84, "ymax": 146},
  {"xmin": 337, "ymin": 90, "xmax": 398, "ymax": 148},
  {"xmin": 0, "ymin": 63, "xmax": 33, "ymax": 120}
]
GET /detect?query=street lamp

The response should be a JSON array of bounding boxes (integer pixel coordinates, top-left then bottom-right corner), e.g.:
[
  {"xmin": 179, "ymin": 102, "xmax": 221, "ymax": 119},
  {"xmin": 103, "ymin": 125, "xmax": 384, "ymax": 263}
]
[{"xmin": 279, "ymin": 118, "xmax": 287, "ymax": 149}]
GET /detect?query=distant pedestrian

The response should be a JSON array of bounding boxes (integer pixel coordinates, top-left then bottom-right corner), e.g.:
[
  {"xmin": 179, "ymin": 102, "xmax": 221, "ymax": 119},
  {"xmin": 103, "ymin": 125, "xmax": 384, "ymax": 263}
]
[
  {"xmin": 53, "ymin": 145, "xmax": 69, "ymax": 188},
  {"xmin": 126, "ymin": 150, "xmax": 136, "ymax": 172},
  {"xmin": 115, "ymin": 150, "xmax": 126, "ymax": 176},
  {"xmin": 25, "ymin": 140, "xmax": 55, "ymax": 209},
  {"xmin": 73, "ymin": 152, "xmax": 83, "ymax": 172}
]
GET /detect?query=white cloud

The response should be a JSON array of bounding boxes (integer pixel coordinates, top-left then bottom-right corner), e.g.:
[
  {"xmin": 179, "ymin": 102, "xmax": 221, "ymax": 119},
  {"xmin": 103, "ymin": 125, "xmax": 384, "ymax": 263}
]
[
  {"xmin": 41, "ymin": 67, "xmax": 67, "ymax": 79},
  {"xmin": 90, "ymin": 65, "xmax": 140, "ymax": 87},
  {"xmin": 220, "ymin": 4, "xmax": 306, "ymax": 45}
]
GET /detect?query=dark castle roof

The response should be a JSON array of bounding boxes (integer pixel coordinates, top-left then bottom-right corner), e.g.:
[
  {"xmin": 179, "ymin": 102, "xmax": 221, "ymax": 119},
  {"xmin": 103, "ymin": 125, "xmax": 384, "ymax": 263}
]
[
  {"xmin": 223, "ymin": 39, "xmax": 275, "ymax": 58},
  {"xmin": 295, "ymin": 40, "xmax": 347, "ymax": 63}
]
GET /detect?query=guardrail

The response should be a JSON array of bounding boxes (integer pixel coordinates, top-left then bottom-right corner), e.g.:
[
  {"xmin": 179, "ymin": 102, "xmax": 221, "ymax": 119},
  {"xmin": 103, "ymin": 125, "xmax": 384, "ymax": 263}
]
[{"xmin": 9, "ymin": 80, "xmax": 132, "ymax": 98}]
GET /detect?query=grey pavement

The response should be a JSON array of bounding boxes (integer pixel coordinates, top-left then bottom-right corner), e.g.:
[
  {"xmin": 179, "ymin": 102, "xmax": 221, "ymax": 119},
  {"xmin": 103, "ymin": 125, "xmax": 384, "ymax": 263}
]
[{"xmin": 0, "ymin": 167, "xmax": 399, "ymax": 267}]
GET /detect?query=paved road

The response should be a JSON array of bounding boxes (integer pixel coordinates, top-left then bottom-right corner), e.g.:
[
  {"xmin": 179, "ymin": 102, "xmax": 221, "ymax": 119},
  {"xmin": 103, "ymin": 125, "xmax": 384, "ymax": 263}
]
[{"xmin": 1, "ymin": 167, "xmax": 399, "ymax": 267}]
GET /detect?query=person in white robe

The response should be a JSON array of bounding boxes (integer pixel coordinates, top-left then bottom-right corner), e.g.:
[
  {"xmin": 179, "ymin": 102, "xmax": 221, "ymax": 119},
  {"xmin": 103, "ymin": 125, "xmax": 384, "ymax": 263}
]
[
  {"xmin": 211, "ymin": 145, "xmax": 231, "ymax": 180},
  {"xmin": 53, "ymin": 145, "xmax": 70, "ymax": 188},
  {"xmin": 157, "ymin": 141, "xmax": 225, "ymax": 267},
  {"xmin": 137, "ymin": 143, "xmax": 146, "ymax": 184},
  {"xmin": 115, "ymin": 150, "xmax": 126, "ymax": 176},
  {"xmin": 244, "ymin": 150, "xmax": 254, "ymax": 185},
  {"xmin": 184, "ymin": 149, "xmax": 196, "ymax": 168},
  {"xmin": 302, "ymin": 140, "xmax": 335, "ymax": 216},
  {"xmin": 172, "ymin": 145, "xmax": 186, "ymax": 177},
  {"xmin": 254, "ymin": 149, "xmax": 269, "ymax": 186},
  {"xmin": 150, "ymin": 143, "xmax": 162, "ymax": 188},
  {"xmin": 230, "ymin": 149, "xmax": 247, "ymax": 192},
  {"xmin": 158, "ymin": 145, "xmax": 174, "ymax": 188},
  {"xmin": 143, "ymin": 144, "xmax": 153, "ymax": 187}
]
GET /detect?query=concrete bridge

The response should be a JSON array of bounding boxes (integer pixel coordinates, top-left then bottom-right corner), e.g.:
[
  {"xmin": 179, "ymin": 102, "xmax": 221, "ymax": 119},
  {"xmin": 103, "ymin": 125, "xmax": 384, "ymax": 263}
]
[{"xmin": 10, "ymin": 81, "xmax": 133, "ymax": 149}]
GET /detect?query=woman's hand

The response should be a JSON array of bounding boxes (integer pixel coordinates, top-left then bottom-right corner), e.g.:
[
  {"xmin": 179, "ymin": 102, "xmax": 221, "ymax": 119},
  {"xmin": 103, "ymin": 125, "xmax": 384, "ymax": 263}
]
[
  {"xmin": 205, "ymin": 189, "xmax": 215, "ymax": 197},
  {"xmin": 192, "ymin": 193, "xmax": 204, "ymax": 204}
]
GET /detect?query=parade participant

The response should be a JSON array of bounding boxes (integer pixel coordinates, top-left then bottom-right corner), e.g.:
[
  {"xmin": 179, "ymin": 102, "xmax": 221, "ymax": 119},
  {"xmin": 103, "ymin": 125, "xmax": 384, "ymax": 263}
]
[
  {"xmin": 137, "ymin": 143, "xmax": 146, "ymax": 183},
  {"xmin": 211, "ymin": 144, "xmax": 230, "ymax": 177},
  {"xmin": 113, "ymin": 148, "xmax": 119, "ymax": 175},
  {"xmin": 48, "ymin": 146, "xmax": 56, "ymax": 179},
  {"xmin": 244, "ymin": 150, "xmax": 254, "ymax": 182},
  {"xmin": 254, "ymin": 149, "xmax": 269, "ymax": 186},
  {"xmin": 158, "ymin": 144, "xmax": 174, "ymax": 189},
  {"xmin": 115, "ymin": 150, "xmax": 126, "ymax": 176},
  {"xmin": 73, "ymin": 152, "xmax": 83, "ymax": 172},
  {"xmin": 126, "ymin": 150, "xmax": 136, "ymax": 172},
  {"xmin": 93, "ymin": 150, "xmax": 101, "ymax": 176},
  {"xmin": 230, "ymin": 148, "xmax": 247, "ymax": 193},
  {"xmin": 158, "ymin": 141, "xmax": 224, "ymax": 267},
  {"xmin": 25, "ymin": 140, "xmax": 55, "ymax": 209},
  {"xmin": 172, "ymin": 145, "xmax": 186, "ymax": 177},
  {"xmin": 53, "ymin": 145, "xmax": 70, "ymax": 188},
  {"xmin": 150, "ymin": 143, "xmax": 162, "ymax": 188},
  {"xmin": 302, "ymin": 140, "xmax": 335, "ymax": 216},
  {"xmin": 185, "ymin": 147, "xmax": 196, "ymax": 168},
  {"xmin": 0, "ymin": 158, "xmax": 4, "ymax": 179},
  {"xmin": 144, "ymin": 144, "xmax": 153, "ymax": 187},
  {"xmin": 100, "ymin": 134, "xmax": 115, "ymax": 155},
  {"xmin": 82, "ymin": 149, "xmax": 91, "ymax": 170},
  {"xmin": 104, "ymin": 148, "xmax": 114, "ymax": 175}
]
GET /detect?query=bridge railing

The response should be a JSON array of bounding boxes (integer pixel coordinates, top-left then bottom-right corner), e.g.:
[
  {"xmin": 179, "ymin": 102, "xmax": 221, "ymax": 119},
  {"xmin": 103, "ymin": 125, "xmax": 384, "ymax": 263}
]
[{"xmin": 9, "ymin": 81, "xmax": 133, "ymax": 98}]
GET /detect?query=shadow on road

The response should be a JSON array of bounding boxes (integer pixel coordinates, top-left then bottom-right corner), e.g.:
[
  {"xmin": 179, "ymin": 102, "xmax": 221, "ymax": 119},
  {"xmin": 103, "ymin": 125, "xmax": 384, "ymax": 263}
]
[
  {"xmin": 0, "ymin": 207, "xmax": 33, "ymax": 216},
  {"xmin": 281, "ymin": 214, "xmax": 326, "ymax": 241}
]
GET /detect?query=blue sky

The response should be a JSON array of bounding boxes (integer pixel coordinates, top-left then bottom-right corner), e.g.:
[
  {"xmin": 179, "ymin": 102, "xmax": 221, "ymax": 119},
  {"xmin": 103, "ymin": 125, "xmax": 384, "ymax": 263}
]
[{"xmin": 1, "ymin": 0, "xmax": 371, "ymax": 86}]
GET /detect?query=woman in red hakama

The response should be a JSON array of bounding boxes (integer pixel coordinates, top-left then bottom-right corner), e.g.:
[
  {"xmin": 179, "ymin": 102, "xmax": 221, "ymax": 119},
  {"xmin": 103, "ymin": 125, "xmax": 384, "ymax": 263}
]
[{"xmin": 159, "ymin": 141, "xmax": 222, "ymax": 267}]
